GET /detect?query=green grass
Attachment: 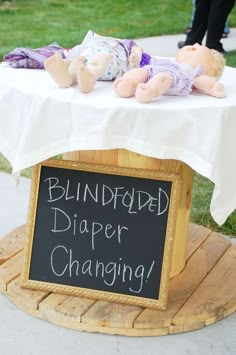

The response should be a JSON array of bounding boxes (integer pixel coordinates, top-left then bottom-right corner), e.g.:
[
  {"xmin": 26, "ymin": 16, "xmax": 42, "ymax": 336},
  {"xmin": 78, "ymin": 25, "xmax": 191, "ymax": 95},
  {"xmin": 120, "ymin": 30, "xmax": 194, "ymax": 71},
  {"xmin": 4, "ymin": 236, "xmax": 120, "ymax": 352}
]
[
  {"xmin": 0, "ymin": 0, "xmax": 236, "ymax": 236},
  {"xmin": 0, "ymin": 0, "xmax": 236, "ymax": 63},
  {"xmin": 0, "ymin": 154, "xmax": 32, "ymax": 178},
  {"xmin": 191, "ymin": 174, "xmax": 236, "ymax": 236}
]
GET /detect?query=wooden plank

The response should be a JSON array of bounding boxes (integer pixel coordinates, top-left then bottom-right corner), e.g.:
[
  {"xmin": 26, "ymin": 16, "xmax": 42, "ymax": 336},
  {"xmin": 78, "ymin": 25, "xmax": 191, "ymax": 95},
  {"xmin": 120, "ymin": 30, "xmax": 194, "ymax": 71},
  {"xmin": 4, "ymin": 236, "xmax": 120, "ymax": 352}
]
[
  {"xmin": 39, "ymin": 293, "xmax": 95, "ymax": 325},
  {"xmin": 169, "ymin": 162, "xmax": 193, "ymax": 278},
  {"xmin": 204, "ymin": 313, "xmax": 225, "ymax": 326},
  {"xmin": 40, "ymin": 294, "xmax": 169, "ymax": 336},
  {"xmin": 63, "ymin": 149, "xmax": 119, "ymax": 166},
  {"xmin": 7, "ymin": 276, "xmax": 49, "ymax": 316},
  {"xmin": 134, "ymin": 232, "xmax": 230, "ymax": 329},
  {"xmin": 170, "ymin": 320, "xmax": 205, "ymax": 334},
  {"xmin": 0, "ymin": 225, "xmax": 26, "ymax": 264},
  {"xmin": 82, "ymin": 300, "xmax": 143, "ymax": 329},
  {"xmin": 223, "ymin": 306, "xmax": 236, "ymax": 318},
  {"xmin": 172, "ymin": 244, "xmax": 236, "ymax": 325},
  {"xmin": 187, "ymin": 223, "xmax": 211, "ymax": 260},
  {"xmin": 0, "ymin": 250, "xmax": 24, "ymax": 292}
]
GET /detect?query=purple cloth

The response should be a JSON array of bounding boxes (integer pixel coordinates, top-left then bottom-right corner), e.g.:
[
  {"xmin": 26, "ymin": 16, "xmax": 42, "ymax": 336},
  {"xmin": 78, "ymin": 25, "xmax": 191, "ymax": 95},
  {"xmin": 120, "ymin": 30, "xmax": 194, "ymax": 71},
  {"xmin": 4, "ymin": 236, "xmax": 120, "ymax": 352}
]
[
  {"xmin": 3, "ymin": 42, "xmax": 65, "ymax": 69},
  {"xmin": 144, "ymin": 58, "xmax": 205, "ymax": 96},
  {"xmin": 121, "ymin": 39, "xmax": 137, "ymax": 53},
  {"xmin": 140, "ymin": 52, "xmax": 151, "ymax": 66}
]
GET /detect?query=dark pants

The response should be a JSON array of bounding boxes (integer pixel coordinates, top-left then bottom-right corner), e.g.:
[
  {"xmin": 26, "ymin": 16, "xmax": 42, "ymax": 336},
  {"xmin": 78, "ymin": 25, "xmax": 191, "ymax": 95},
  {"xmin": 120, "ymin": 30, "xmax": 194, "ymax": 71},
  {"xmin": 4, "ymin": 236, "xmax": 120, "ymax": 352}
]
[{"xmin": 185, "ymin": 0, "xmax": 235, "ymax": 51}]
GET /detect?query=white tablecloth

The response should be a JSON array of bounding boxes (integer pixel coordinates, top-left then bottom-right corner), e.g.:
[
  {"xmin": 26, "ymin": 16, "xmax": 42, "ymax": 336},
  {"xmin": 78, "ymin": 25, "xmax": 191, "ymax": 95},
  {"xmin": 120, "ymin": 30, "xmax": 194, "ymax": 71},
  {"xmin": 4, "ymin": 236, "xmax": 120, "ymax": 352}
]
[{"xmin": 0, "ymin": 63, "xmax": 236, "ymax": 225}]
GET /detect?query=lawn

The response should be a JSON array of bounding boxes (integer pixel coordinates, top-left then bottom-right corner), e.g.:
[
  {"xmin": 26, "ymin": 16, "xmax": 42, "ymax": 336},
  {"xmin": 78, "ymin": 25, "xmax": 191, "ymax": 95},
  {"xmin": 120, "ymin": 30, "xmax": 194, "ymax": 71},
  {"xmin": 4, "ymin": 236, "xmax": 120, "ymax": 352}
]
[
  {"xmin": 0, "ymin": 0, "xmax": 236, "ymax": 236},
  {"xmin": 0, "ymin": 0, "xmax": 236, "ymax": 64}
]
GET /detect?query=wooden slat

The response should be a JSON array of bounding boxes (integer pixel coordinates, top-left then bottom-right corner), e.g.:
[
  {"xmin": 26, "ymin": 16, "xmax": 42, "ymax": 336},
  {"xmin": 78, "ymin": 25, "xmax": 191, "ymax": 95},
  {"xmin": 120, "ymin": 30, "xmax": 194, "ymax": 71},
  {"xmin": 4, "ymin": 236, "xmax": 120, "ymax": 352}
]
[
  {"xmin": 39, "ymin": 293, "xmax": 95, "ymax": 325},
  {"xmin": 134, "ymin": 232, "xmax": 230, "ymax": 329},
  {"xmin": 186, "ymin": 223, "xmax": 211, "ymax": 259},
  {"xmin": 7, "ymin": 276, "xmax": 49, "ymax": 316},
  {"xmin": 0, "ymin": 225, "xmax": 26, "ymax": 264},
  {"xmin": 0, "ymin": 250, "xmax": 24, "ymax": 292},
  {"xmin": 40, "ymin": 294, "xmax": 169, "ymax": 336},
  {"xmin": 172, "ymin": 244, "xmax": 236, "ymax": 325},
  {"xmin": 170, "ymin": 320, "xmax": 205, "ymax": 334},
  {"xmin": 204, "ymin": 313, "xmax": 225, "ymax": 326},
  {"xmin": 82, "ymin": 300, "xmax": 142, "ymax": 329},
  {"xmin": 63, "ymin": 149, "xmax": 119, "ymax": 166}
]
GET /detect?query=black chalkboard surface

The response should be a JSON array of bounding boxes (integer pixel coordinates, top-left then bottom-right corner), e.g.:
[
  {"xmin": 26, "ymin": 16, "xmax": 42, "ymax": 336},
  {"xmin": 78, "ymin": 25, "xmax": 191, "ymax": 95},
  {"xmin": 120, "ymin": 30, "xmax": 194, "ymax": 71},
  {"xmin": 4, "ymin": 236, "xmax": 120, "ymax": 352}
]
[{"xmin": 22, "ymin": 159, "xmax": 181, "ymax": 309}]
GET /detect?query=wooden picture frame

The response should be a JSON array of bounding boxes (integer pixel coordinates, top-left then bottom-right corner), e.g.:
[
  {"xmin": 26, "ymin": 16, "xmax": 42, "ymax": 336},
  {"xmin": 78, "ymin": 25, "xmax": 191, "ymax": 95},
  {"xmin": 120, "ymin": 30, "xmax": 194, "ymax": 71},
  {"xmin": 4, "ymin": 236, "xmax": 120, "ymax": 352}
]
[{"xmin": 22, "ymin": 158, "xmax": 181, "ymax": 310}]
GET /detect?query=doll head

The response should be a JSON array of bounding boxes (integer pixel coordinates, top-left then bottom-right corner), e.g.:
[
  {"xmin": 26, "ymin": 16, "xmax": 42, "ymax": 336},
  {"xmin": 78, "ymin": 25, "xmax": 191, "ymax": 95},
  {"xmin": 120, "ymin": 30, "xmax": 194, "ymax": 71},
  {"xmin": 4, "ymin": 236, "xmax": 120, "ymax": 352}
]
[{"xmin": 176, "ymin": 44, "xmax": 225, "ymax": 78}]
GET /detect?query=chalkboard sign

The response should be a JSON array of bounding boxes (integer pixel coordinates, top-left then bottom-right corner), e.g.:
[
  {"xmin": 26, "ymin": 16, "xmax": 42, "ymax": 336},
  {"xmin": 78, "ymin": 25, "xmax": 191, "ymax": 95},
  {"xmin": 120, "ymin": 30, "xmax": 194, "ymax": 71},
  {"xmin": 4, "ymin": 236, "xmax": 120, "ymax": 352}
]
[{"xmin": 22, "ymin": 158, "xmax": 181, "ymax": 309}]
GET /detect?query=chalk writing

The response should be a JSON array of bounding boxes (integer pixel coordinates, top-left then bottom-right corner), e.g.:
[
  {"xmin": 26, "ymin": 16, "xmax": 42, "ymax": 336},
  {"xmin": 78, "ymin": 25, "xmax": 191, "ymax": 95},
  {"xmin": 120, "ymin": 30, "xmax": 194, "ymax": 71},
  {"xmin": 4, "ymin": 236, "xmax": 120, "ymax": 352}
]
[
  {"xmin": 44, "ymin": 177, "xmax": 169, "ymax": 216},
  {"xmin": 50, "ymin": 207, "xmax": 129, "ymax": 250},
  {"xmin": 50, "ymin": 245, "xmax": 156, "ymax": 294}
]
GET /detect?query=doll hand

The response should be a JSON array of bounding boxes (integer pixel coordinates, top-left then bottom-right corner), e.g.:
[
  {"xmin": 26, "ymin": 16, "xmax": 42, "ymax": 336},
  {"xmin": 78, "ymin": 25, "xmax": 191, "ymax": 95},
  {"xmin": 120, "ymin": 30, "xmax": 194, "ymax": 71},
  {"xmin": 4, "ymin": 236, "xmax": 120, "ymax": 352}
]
[
  {"xmin": 129, "ymin": 45, "xmax": 142, "ymax": 68},
  {"xmin": 194, "ymin": 75, "xmax": 225, "ymax": 98},
  {"xmin": 209, "ymin": 82, "xmax": 225, "ymax": 98},
  {"xmin": 129, "ymin": 53, "xmax": 141, "ymax": 68}
]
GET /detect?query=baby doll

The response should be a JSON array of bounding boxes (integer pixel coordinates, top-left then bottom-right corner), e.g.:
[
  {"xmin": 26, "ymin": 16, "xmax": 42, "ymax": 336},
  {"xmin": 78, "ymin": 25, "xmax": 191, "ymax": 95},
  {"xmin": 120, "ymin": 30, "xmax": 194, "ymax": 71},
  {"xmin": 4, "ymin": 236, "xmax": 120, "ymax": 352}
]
[
  {"xmin": 44, "ymin": 30, "xmax": 151, "ymax": 93},
  {"xmin": 113, "ymin": 43, "xmax": 225, "ymax": 103}
]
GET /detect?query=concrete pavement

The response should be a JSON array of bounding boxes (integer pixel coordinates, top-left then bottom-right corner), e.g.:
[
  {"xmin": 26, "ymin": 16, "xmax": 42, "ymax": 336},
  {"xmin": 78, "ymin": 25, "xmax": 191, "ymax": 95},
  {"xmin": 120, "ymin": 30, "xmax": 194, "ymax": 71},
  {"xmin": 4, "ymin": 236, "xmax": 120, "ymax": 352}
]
[
  {"xmin": 135, "ymin": 28, "xmax": 236, "ymax": 57},
  {"xmin": 0, "ymin": 30, "xmax": 236, "ymax": 355}
]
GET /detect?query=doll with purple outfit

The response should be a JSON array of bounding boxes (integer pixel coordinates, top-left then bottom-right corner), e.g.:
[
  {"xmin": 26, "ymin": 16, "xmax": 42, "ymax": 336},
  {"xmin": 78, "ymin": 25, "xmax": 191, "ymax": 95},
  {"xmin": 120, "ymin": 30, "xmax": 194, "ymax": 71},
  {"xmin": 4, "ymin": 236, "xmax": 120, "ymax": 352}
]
[{"xmin": 113, "ymin": 43, "xmax": 225, "ymax": 103}]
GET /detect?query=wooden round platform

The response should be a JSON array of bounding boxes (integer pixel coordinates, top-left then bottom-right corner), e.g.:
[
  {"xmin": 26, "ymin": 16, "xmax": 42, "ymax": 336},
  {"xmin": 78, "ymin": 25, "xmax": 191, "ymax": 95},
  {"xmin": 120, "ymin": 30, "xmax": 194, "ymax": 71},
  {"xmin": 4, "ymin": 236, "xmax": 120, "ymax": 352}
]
[{"xmin": 0, "ymin": 224, "xmax": 235, "ymax": 336}]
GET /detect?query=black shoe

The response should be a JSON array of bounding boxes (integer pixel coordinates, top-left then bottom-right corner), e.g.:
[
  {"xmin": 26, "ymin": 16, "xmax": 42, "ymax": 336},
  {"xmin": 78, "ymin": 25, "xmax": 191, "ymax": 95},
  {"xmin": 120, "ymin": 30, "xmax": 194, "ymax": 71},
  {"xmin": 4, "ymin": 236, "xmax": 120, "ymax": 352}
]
[
  {"xmin": 215, "ymin": 42, "xmax": 226, "ymax": 54},
  {"xmin": 177, "ymin": 41, "xmax": 186, "ymax": 49},
  {"xmin": 222, "ymin": 29, "xmax": 230, "ymax": 38}
]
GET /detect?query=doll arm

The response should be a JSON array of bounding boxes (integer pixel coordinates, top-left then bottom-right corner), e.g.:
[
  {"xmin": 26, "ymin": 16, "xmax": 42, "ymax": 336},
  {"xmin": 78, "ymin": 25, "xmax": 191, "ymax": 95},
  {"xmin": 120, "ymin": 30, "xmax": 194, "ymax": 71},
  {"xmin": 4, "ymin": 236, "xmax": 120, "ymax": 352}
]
[
  {"xmin": 129, "ymin": 45, "xmax": 143, "ymax": 68},
  {"xmin": 193, "ymin": 75, "xmax": 225, "ymax": 98}
]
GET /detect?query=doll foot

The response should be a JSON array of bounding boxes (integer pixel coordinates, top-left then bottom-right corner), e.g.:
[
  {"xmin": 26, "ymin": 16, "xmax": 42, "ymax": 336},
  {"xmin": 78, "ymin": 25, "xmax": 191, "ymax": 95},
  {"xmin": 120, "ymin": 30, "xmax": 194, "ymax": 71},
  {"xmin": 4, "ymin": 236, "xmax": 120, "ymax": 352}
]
[
  {"xmin": 113, "ymin": 77, "xmax": 137, "ymax": 98},
  {"xmin": 44, "ymin": 53, "xmax": 73, "ymax": 88},
  {"xmin": 135, "ymin": 83, "xmax": 157, "ymax": 103},
  {"xmin": 68, "ymin": 56, "xmax": 86, "ymax": 75},
  {"xmin": 77, "ymin": 63, "xmax": 97, "ymax": 93}
]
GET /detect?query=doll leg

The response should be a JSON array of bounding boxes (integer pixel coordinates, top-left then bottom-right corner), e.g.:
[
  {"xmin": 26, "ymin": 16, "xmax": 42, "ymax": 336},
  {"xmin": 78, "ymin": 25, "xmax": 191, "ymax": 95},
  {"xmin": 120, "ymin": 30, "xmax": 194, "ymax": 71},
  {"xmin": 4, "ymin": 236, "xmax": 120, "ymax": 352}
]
[
  {"xmin": 113, "ymin": 68, "xmax": 148, "ymax": 98},
  {"xmin": 76, "ymin": 52, "xmax": 112, "ymax": 93},
  {"xmin": 135, "ymin": 72, "xmax": 173, "ymax": 103},
  {"xmin": 44, "ymin": 53, "xmax": 76, "ymax": 88}
]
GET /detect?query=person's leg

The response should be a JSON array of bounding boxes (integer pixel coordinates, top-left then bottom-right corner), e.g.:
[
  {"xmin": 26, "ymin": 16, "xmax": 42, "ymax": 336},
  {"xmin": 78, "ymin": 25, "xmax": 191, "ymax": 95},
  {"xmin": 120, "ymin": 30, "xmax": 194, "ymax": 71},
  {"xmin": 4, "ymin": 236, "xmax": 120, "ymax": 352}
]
[
  {"xmin": 206, "ymin": 0, "xmax": 235, "ymax": 52},
  {"xmin": 186, "ymin": 0, "xmax": 196, "ymax": 33},
  {"xmin": 223, "ymin": 20, "xmax": 230, "ymax": 36},
  {"xmin": 178, "ymin": 0, "xmax": 210, "ymax": 48},
  {"xmin": 185, "ymin": 0, "xmax": 210, "ymax": 45}
]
